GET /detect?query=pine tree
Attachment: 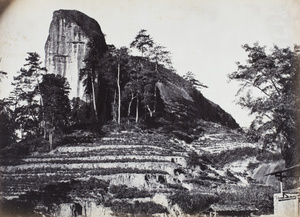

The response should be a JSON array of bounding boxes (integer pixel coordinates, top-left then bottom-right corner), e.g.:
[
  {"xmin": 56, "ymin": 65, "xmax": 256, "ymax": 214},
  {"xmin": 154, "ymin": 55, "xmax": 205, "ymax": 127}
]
[
  {"xmin": 39, "ymin": 74, "xmax": 70, "ymax": 147},
  {"xmin": 229, "ymin": 43, "xmax": 299, "ymax": 166},
  {"xmin": 9, "ymin": 52, "xmax": 46, "ymax": 139}
]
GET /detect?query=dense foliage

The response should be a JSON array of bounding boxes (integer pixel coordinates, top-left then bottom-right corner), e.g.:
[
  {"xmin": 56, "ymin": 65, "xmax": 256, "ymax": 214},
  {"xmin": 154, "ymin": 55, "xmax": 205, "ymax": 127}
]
[
  {"xmin": 229, "ymin": 43, "xmax": 299, "ymax": 166},
  {"xmin": 9, "ymin": 52, "xmax": 46, "ymax": 139},
  {"xmin": 39, "ymin": 74, "xmax": 71, "ymax": 130},
  {"xmin": 0, "ymin": 99, "xmax": 16, "ymax": 149},
  {"xmin": 169, "ymin": 191, "xmax": 218, "ymax": 215},
  {"xmin": 0, "ymin": 53, "xmax": 72, "ymax": 151},
  {"xmin": 78, "ymin": 29, "xmax": 175, "ymax": 126}
]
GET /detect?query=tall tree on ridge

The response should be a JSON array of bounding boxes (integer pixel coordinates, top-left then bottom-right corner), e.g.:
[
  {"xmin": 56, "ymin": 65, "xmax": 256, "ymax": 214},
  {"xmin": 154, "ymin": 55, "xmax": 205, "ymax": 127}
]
[
  {"xmin": 183, "ymin": 71, "xmax": 208, "ymax": 89},
  {"xmin": 130, "ymin": 29, "xmax": 154, "ymax": 57}
]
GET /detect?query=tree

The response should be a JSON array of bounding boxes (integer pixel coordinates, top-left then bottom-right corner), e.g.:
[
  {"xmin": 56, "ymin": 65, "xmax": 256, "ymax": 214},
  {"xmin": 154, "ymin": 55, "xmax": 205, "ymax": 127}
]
[
  {"xmin": 0, "ymin": 99, "xmax": 16, "ymax": 149},
  {"xmin": 228, "ymin": 43, "xmax": 299, "ymax": 166},
  {"xmin": 130, "ymin": 30, "xmax": 172, "ymax": 120},
  {"xmin": 0, "ymin": 71, "xmax": 7, "ymax": 82},
  {"xmin": 39, "ymin": 74, "xmax": 71, "ymax": 128},
  {"xmin": 141, "ymin": 67, "xmax": 158, "ymax": 118},
  {"xmin": 0, "ymin": 58, "xmax": 7, "ymax": 82},
  {"xmin": 80, "ymin": 42, "xmax": 103, "ymax": 120},
  {"xmin": 98, "ymin": 45, "xmax": 131, "ymax": 124},
  {"xmin": 122, "ymin": 59, "xmax": 144, "ymax": 123},
  {"xmin": 39, "ymin": 74, "xmax": 71, "ymax": 146},
  {"xmin": 112, "ymin": 47, "xmax": 131, "ymax": 124},
  {"xmin": 149, "ymin": 44, "xmax": 172, "ymax": 71},
  {"xmin": 9, "ymin": 52, "xmax": 46, "ymax": 138},
  {"xmin": 183, "ymin": 71, "xmax": 208, "ymax": 89},
  {"xmin": 130, "ymin": 29, "xmax": 154, "ymax": 57}
]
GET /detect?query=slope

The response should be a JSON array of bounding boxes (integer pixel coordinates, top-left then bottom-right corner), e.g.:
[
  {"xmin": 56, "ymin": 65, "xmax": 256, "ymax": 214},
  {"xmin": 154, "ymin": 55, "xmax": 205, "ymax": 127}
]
[{"xmin": 0, "ymin": 122, "xmax": 282, "ymax": 216}]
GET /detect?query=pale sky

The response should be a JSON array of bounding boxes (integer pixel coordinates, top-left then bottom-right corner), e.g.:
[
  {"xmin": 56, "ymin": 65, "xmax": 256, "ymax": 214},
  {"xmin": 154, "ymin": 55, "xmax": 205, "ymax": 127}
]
[{"xmin": 0, "ymin": 0, "xmax": 299, "ymax": 128}]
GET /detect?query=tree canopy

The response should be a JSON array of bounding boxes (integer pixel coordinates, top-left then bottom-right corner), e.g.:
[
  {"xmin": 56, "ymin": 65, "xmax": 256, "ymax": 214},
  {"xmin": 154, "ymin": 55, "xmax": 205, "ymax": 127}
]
[
  {"xmin": 39, "ymin": 74, "xmax": 71, "ymax": 130},
  {"xmin": 9, "ymin": 52, "xmax": 47, "ymax": 138},
  {"xmin": 229, "ymin": 43, "xmax": 299, "ymax": 166},
  {"xmin": 183, "ymin": 71, "xmax": 208, "ymax": 89}
]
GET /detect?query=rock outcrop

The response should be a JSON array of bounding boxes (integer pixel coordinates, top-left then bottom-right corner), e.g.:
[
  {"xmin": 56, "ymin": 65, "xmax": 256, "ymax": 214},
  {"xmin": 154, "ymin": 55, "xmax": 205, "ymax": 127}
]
[
  {"xmin": 45, "ymin": 10, "xmax": 107, "ymax": 98},
  {"xmin": 156, "ymin": 74, "xmax": 240, "ymax": 129}
]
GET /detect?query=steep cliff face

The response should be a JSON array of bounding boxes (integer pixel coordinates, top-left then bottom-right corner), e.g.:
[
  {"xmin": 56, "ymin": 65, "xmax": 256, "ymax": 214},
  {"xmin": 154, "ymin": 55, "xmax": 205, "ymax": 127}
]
[{"xmin": 45, "ymin": 10, "xmax": 107, "ymax": 98}]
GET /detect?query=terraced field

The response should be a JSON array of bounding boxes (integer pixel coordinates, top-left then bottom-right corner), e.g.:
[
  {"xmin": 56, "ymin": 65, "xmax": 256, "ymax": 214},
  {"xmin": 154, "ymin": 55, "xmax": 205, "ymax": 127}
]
[
  {"xmin": 0, "ymin": 125, "xmax": 281, "ymax": 216},
  {"xmin": 1, "ymin": 131, "xmax": 189, "ymax": 198}
]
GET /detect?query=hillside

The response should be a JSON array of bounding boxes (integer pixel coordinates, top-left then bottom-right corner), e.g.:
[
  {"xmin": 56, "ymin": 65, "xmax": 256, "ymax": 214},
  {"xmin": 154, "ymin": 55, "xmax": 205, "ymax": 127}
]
[
  {"xmin": 44, "ymin": 10, "xmax": 240, "ymax": 130},
  {"xmin": 0, "ymin": 122, "xmax": 283, "ymax": 216},
  {"xmin": 0, "ymin": 9, "xmax": 289, "ymax": 217}
]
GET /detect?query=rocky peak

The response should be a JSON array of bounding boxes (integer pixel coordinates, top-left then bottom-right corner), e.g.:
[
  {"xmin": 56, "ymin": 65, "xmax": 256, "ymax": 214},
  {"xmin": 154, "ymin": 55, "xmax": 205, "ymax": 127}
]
[{"xmin": 44, "ymin": 10, "xmax": 107, "ymax": 98}]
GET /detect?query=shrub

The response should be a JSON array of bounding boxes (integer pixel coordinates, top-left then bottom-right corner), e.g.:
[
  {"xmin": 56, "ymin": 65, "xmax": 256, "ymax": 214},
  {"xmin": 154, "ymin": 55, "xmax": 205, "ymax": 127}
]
[
  {"xmin": 201, "ymin": 147, "xmax": 259, "ymax": 167},
  {"xmin": 172, "ymin": 130, "xmax": 194, "ymax": 143},
  {"xmin": 71, "ymin": 178, "xmax": 109, "ymax": 197},
  {"xmin": 166, "ymin": 183, "xmax": 188, "ymax": 191},
  {"xmin": 169, "ymin": 191, "xmax": 218, "ymax": 215},
  {"xmin": 0, "ymin": 198, "xmax": 41, "ymax": 217},
  {"xmin": 184, "ymin": 179, "xmax": 211, "ymax": 187},
  {"xmin": 202, "ymin": 147, "xmax": 283, "ymax": 168},
  {"xmin": 110, "ymin": 201, "xmax": 168, "ymax": 216},
  {"xmin": 187, "ymin": 151, "xmax": 200, "ymax": 167},
  {"xmin": 256, "ymin": 150, "xmax": 282, "ymax": 162},
  {"xmin": 109, "ymin": 185, "xmax": 152, "ymax": 199},
  {"xmin": 187, "ymin": 151, "xmax": 209, "ymax": 170},
  {"xmin": 217, "ymin": 185, "xmax": 275, "ymax": 215},
  {"xmin": 247, "ymin": 162, "xmax": 260, "ymax": 170}
]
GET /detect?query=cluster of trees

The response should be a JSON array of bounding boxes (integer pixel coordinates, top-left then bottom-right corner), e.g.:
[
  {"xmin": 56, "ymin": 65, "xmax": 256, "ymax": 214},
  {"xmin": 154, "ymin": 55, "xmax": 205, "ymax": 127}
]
[
  {"xmin": 229, "ymin": 43, "xmax": 299, "ymax": 166},
  {"xmin": 0, "ymin": 52, "xmax": 71, "ymax": 150},
  {"xmin": 78, "ymin": 29, "xmax": 175, "ymax": 126},
  {"xmin": 0, "ymin": 29, "xmax": 184, "ymax": 150}
]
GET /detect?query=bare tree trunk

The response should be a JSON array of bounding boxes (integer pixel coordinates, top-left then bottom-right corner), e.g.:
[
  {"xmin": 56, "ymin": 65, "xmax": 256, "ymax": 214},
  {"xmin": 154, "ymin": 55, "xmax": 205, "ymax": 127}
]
[
  {"xmin": 20, "ymin": 124, "xmax": 23, "ymax": 140},
  {"xmin": 91, "ymin": 80, "xmax": 98, "ymax": 120},
  {"xmin": 146, "ymin": 105, "xmax": 153, "ymax": 117},
  {"xmin": 117, "ymin": 63, "xmax": 121, "ymax": 125},
  {"xmin": 49, "ymin": 128, "xmax": 54, "ymax": 151},
  {"xmin": 128, "ymin": 93, "xmax": 136, "ymax": 123},
  {"xmin": 112, "ymin": 90, "xmax": 117, "ymax": 122},
  {"xmin": 128, "ymin": 93, "xmax": 135, "ymax": 117},
  {"xmin": 153, "ymin": 84, "xmax": 157, "ymax": 112},
  {"xmin": 135, "ymin": 97, "xmax": 139, "ymax": 123},
  {"xmin": 42, "ymin": 121, "xmax": 47, "ymax": 139}
]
